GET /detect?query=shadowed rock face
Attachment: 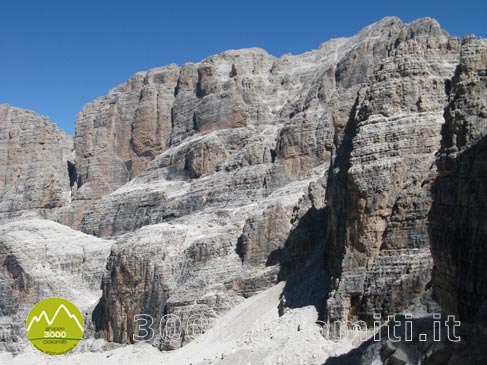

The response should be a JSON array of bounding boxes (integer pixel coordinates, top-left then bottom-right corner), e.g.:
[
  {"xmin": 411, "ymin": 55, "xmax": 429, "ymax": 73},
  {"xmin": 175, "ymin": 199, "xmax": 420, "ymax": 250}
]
[
  {"xmin": 0, "ymin": 105, "xmax": 74, "ymax": 222},
  {"xmin": 429, "ymin": 36, "xmax": 487, "ymax": 321},
  {"xmin": 323, "ymin": 36, "xmax": 487, "ymax": 365}
]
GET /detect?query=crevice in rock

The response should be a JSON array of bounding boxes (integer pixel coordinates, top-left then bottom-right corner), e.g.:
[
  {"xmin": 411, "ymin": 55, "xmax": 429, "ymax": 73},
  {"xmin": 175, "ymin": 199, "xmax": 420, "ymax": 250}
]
[
  {"xmin": 270, "ymin": 148, "xmax": 277, "ymax": 163},
  {"xmin": 67, "ymin": 161, "xmax": 77, "ymax": 188},
  {"xmin": 323, "ymin": 92, "xmax": 362, "ymax": 279}
]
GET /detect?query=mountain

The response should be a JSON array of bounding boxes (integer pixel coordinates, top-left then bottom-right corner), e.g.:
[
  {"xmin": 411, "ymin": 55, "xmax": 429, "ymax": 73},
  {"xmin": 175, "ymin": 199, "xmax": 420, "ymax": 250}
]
[
  {"xmin": 0, "ymin": 105, "xmax": 74, "ymax": 222},
  {"xmin": 0, "ymin": 16, "xmax": 486, "ymax": 364},
  {"xmin": 0, "ymin": 219, "xmax": 112, "ymax": 354}
]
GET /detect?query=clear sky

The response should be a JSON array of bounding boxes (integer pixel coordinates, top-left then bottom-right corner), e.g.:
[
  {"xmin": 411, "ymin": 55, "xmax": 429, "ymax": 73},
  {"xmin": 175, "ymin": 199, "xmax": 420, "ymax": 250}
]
[{"xmin": 1, "ymin": 0, "xmax": 486, "ymax": 135}]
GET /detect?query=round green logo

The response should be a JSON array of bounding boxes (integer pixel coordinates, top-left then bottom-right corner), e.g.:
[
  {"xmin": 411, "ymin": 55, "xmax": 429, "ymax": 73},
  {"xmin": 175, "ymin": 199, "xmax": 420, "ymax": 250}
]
[{"xmin": 26, "ymin": 297, "xmax": 84, "ymax": 355}]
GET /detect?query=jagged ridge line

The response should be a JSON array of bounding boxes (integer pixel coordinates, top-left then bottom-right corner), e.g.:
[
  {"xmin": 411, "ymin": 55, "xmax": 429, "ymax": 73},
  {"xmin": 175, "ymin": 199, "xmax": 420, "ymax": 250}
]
[{"xmin": 26, "ymin": 304, "xmax": 83, "ymax": 333}]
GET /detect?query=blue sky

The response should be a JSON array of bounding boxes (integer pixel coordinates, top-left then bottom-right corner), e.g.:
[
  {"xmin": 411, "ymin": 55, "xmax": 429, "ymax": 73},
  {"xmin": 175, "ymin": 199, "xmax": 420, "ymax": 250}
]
[{"xmin": 1, "ymin": 0, "xmax": 486, "ymax": 135}]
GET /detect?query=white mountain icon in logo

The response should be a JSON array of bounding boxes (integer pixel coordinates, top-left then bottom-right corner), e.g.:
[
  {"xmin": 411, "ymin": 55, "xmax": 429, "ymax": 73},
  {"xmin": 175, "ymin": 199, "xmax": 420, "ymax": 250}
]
[{"xmin": 26, "ymin": 304, "xmax": 84, "ymax": 332}]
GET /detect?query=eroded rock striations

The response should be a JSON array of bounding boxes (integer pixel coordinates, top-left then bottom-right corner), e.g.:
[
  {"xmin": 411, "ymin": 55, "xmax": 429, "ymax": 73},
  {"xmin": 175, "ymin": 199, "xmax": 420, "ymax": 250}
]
[
  {"xmin": 73, "ymin": 65, "xmax": 180, "ymax": 201},
  {"xmin": 325, "ymin": 35, "xmax": 487, "ymax": 365},
  {"xmin": 429, "ymin": 36, "xmax": 487, "ymax": 321},
  {"xmin": 1, "ymin": 16, "xmax": 486, "ymax": 363},
  {"xmin": 80, "ymin": 17, "xmax": 464, "ymax": 345},
  {"xmin": 324, "ymin": 18, "xmax": 461, "ymax": 323},
  {"xmin": 0, "ymin": 105, "xmax": 74, "ymax": 222},
  {"xmin": 0, "ymin": 219, "xmax": 113, "ymax": 353}
]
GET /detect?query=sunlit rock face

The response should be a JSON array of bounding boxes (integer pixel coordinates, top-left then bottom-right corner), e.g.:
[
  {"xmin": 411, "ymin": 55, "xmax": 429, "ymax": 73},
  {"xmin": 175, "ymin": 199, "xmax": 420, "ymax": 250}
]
[
  {"xmin": 0, "ymin": 219, "xmax": 113, "ymax": 353},
  {"xmin": 0, "ymin": 105, "xmax": 74, "ymax": 223},
  {"xmin": 2, "ymin": 16, "xmax": 486, "ymax": 364},
  {"xmin": 73, "ymin": 17, "xmax": 464, "ymax": 345}
]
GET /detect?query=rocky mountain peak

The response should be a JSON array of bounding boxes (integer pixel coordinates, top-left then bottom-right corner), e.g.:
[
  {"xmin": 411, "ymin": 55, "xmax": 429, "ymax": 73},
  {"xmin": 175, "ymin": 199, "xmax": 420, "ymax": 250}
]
[
  {"xmin": 0, "ymin": 104, "xmax": 74, "ymax": 222},
  {"xmin": 1, "ymin": 17, "xmax": 487, "ymax": 364}
]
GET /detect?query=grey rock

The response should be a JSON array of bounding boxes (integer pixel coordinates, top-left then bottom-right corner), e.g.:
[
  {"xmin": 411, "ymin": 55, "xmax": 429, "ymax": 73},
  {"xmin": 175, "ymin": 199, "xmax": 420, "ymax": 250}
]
[
  {"xmin": 429, "ymin": 36, "xmax": 487, "ymax": 321},
  {"xmin": 2, "ymin": 16, "xmax": 486, "ymax": 364},
  {"xmin": 324, "ymin": 17, "xmax": 460, "ymax": 323},
  {"xmin": 79, "ymin": 17, "xmax": 464, "ymax": 346},
  {"xmin": 0, "ymin": 105, "xmax": 74, "ymax": 222},
  {"xmin": 0, "ymin": 219, "xmax": 113, "ymax": 353},
  {"xmin": 74, "ymin": 65, "xmax": 180, "ymax": 202}
]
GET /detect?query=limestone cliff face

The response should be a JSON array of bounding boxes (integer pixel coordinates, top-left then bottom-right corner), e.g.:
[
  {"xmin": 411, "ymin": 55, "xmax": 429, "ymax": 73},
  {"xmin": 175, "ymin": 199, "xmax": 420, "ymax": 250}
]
[
  {"xmin": 74, "ymin": 65, "xmax": 179, "ymax": 201},
  {"xmin": 323, "ymin": 18, "xmax": 460, "ymax": 322},
  {"xmin": 0, "ymin": 219, "xmax": 112, "ymax": 353},
  {"xmin": 0, "ymin": 105, "xmax": 74, "ymax": 222},
  {"xmin": 429, "ymin": 36, "xmax": 487, "ymax": 321},
  {"xmin": 78, "ymin": 17, "xmax": 467, "ymax": 345},
  {"xmin": 324, "ymin": 36, "xmax": 487, "ymax": 365},
  {"xmin": 2, "ymin": 16, "xmax": 486, "ymax": 361}
]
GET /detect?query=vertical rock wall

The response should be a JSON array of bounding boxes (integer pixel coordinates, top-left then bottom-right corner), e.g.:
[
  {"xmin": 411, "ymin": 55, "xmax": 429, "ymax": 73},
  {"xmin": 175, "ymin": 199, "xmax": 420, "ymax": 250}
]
[
  {"xmin": 429, "ymin": 36, "xmax": 487, "ymax": 321},
  {"xmin": 0, "ymin": 105, "xmax": 74, "ymax": 222}
]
